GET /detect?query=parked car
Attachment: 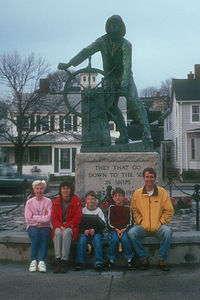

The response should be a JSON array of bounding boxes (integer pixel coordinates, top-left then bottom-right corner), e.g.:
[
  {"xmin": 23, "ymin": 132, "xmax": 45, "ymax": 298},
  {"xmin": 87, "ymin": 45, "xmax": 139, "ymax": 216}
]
[{"xmin": 0, "ymin": 164, "xmax": 48, "ymax": 197}]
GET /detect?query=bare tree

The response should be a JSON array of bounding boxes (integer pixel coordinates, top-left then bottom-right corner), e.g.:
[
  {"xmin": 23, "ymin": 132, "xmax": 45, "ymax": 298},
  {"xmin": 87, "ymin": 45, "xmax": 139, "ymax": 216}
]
[
  {"xmin": 0, "ymin": 51, "xmax": 62, "ymax": 174},
  {"xmin": 159, "ymin": 78, "xmax": 172, "ymax": 98},
  {"xmin": 48, "ymin": 70, "xmax": 80, "ymax": 92},
  {"xmin": 140, "ymin": 86, "xmax": 159, "ymax": 97}
]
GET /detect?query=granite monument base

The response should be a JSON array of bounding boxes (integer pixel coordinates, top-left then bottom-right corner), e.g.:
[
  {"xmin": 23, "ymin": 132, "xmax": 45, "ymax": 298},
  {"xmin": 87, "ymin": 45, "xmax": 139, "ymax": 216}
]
[{"xmin": 75, "ymin": 152, "xmax": 160, "ymax": 200}]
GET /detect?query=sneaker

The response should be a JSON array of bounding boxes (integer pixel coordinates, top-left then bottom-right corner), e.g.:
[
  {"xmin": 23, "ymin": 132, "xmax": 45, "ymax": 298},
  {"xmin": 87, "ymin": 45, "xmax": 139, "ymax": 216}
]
[
  {"xmin": 95, "ymin": 264, "xmax": 103, "ymax": 272},
  {"xmin": 139, "ymin": 258, "xmax": 149, "ymax": 270},
  {"xmin": 29, "ymin": 260, "xmax": 37, "ymax": 272},
  {"xmin": 38, "ymin": 261, "xmax": 46, "ymax": 273},
  {"xmin": 127, "ymin": 258, "xmax": 137, "ymax": 271},
  {"xmin": 75, "ymin": 262, "xmax": 85, "ymax": 271},
  {"xmin": 158, "ymin": 259, "xmax": 170, "ymax": 271}
]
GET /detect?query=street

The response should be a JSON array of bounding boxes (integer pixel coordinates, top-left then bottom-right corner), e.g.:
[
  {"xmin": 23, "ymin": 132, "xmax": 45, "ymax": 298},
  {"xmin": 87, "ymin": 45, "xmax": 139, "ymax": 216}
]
[{"xmin": 0, "ymin": 263, "xmax": 200, "ymax": 300}]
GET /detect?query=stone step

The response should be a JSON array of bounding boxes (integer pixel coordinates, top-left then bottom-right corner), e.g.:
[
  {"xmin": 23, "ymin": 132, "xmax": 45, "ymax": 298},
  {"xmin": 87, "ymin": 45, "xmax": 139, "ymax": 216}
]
[{"xmin": 0, "ymin": 231, "xmax": 200, "ymax": 265}]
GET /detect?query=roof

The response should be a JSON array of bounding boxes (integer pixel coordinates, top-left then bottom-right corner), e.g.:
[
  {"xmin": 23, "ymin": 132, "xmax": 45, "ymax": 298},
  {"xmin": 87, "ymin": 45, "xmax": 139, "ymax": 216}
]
[
  {"xmin": 172, "ymin": 79, "xmax": 200, "ymax": 101},
  {"xmin": 11, "ymin": 91, "xmax": 126, "ymax": 114}
]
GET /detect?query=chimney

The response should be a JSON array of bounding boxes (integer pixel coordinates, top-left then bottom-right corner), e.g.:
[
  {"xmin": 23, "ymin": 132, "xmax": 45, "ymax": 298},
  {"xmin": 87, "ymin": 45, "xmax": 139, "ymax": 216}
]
[
  {"xmin": 187, "ymin": 71, "xmax": 194, "ymax": 79},
  {"xmin": 39, "ymin": 78, "xmax": 50, "ymax": 93},
  {"xmin": 194, "ymin": 64, "xmax": 200, "ymax": 79}
]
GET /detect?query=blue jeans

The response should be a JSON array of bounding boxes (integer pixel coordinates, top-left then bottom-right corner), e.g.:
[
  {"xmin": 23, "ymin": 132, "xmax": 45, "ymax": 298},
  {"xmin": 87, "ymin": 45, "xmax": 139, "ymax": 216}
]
[
  {"xmin": 27, "ymin": 226, "xmax": 51, "ymax": 261},
  {"xmin": 107, "ymin": 230, "xmax": 134, "ymax": 261},
  {"xmin": 77, "ymin": 233, "xmax": 103, "ymax": 266},
  {"xmin": 128, "ymin": 225, "xmax": 173, "ymax": 261}
]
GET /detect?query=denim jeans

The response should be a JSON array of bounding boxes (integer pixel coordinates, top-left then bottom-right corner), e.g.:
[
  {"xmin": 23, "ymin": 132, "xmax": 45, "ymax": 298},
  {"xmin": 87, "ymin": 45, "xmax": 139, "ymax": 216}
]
[
  {"xmin": 27, "ymin": 226, "xmax": 51, "ymax": 261},
  {"xmin": 128, "ymin": 225, "xmax": 173, "ymax": 261},
  {"xmin": 107, "ymin": 230, "xmax": 134, "ymax": 261},
  {"xmin": 76, "ymin": 233, "xmax": 103, "ymax": 266}
]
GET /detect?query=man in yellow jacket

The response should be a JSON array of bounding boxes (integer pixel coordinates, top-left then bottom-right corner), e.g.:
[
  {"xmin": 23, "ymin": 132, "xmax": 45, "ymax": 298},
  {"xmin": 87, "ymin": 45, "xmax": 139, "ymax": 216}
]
[{"xmin": 128, "ymin": 167, "xmax": 174, "ymax": 271}]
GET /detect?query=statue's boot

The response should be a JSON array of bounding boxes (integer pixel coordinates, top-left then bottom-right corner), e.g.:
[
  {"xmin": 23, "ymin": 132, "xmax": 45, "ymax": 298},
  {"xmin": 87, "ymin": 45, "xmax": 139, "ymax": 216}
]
[{"xmin": 115, "ymin": 129, "xmax": 129, "ymax": 144}]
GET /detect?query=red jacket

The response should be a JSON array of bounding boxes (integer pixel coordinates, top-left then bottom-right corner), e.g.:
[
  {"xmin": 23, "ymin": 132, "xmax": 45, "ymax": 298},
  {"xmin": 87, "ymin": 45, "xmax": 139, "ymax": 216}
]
[{"xmin": 51, "ymin": 195, "xmax": 82, "ymax": 240}]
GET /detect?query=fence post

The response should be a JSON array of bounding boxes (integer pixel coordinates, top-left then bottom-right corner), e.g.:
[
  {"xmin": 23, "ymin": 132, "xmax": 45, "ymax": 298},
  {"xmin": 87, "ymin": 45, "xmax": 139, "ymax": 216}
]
[
  {"xmin": 193, "ymin": 184, "xmax": 200, "ymax": 231},
  {"xmin": 167, "ymin": 177, "xmax": 173, "ymax": 197}
]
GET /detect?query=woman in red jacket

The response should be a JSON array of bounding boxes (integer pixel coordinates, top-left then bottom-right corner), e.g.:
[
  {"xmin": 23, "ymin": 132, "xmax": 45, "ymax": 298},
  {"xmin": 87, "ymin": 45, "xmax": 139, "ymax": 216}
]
[{"xmin": 51, "ymin": 180, "xmax": 82, "ymax": 273}]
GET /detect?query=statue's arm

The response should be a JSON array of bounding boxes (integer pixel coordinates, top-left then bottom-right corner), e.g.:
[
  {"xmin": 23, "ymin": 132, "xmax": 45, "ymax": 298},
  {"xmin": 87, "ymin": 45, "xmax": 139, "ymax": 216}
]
[
  {"xmin": 120, "ymin": 41, "xmax": 132, "ymax": 90},
  {"xmin": 58, "ymin": 39, "xmax": 101, "ymax": 70}
]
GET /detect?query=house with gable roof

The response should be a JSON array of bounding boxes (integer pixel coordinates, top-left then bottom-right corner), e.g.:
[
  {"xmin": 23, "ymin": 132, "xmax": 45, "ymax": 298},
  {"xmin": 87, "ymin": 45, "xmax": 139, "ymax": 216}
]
[{"xmin": 162, "ymin": 65, "xmax": 200, "ymax": 178}]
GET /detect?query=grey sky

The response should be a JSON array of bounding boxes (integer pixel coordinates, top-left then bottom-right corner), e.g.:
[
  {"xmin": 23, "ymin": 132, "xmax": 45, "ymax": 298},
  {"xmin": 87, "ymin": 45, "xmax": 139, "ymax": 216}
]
[{"xmin": 1, "ymin": 0, "xmax": 200, "ymax": 94}]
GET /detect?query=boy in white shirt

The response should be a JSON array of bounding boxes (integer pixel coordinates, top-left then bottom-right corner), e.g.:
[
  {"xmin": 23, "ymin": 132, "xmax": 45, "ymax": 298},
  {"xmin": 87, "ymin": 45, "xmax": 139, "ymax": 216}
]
[{"xmin": 75, "ymin": 191, "xmax": 105, "ymax": 271}]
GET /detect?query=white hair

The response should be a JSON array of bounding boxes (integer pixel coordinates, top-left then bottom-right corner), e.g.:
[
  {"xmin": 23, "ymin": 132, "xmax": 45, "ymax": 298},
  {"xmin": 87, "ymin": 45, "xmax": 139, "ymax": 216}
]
[{"xmin": 32, "ymin": 180, "xmax": 46, "ymax": 190}]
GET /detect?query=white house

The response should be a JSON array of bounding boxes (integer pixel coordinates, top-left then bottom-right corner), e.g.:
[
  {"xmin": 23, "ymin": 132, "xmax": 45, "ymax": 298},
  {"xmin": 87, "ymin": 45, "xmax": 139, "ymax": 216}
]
[
  {"xmin": 162, "ymin": 65, "xmax": 200, "ymax": 177},
  {"xmin": 0, "ymin": 76, "xmax": 127, "ymax": 178}
]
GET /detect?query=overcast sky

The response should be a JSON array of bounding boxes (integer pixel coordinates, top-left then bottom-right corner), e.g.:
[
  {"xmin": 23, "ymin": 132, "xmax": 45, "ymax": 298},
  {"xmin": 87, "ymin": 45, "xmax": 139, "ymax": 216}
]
[{"xmin": 1, "ymin": 0, "xmax": 200, "ymax": 94}]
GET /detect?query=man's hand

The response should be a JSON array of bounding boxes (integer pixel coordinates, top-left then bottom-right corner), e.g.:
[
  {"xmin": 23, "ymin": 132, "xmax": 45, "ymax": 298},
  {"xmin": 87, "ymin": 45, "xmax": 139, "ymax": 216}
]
[{"xmin": 58, "ymin": 62, "xmax": 71, "ymax": 70}]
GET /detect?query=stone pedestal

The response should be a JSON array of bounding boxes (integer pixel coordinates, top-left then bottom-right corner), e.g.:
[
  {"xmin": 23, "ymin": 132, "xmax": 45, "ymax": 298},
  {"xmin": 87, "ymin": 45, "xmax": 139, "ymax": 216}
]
[{"xmin": 75, "ymin": 152, "xmax": 160, "ymax": 200}]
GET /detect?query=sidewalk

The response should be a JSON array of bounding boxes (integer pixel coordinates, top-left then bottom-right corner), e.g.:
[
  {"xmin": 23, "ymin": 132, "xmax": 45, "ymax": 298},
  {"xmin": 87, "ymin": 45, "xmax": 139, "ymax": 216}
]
[{"xmin": 0, "ymin": 262, "xmax": 200, "ymax": 300}]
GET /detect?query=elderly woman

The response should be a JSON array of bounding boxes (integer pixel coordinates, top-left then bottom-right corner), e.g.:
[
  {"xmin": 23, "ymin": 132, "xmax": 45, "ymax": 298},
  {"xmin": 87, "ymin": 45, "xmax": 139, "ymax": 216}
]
[
  {"xmin": 51, "ymin": 180, "xmax": 82, "ymax": 273},
  {"xmin": 25, "ymin": 180, "xmax": 52, "ymax": 273}
]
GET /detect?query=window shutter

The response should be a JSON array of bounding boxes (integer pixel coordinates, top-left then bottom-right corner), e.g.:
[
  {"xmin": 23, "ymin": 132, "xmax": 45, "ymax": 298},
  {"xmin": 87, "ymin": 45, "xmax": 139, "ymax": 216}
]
[
  {"xmin": 36, "ymin": 115, "xmax": 40, "ymax": 131},
  {"xmin": 73, "ymin": 115, "xmax": 77, "ymax": 131},
  {"xmin": 54, "ymin": 148, "xmax": 59, "ymax": 172},
  {"xmin": 30, "ymin": 115, "xmax": 35, "ymax": 131},
  {"xmin": 72, "ymin": 148, "xmax": 77, "ymax": 172},
  {"xmin": 59, "ymin": 116, "xmax": 63, "ymax": 131},
  {"xmin": 50, "ymin": 115, "xmax": 55, "ymax": 131}
]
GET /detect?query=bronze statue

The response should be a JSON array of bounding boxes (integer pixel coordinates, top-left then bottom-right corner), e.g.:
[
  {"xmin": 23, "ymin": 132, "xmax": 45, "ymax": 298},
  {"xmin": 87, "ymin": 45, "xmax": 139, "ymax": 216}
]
[{"xmin": 59, "ymin": 15, "xmax": 151, "ymax": 144}]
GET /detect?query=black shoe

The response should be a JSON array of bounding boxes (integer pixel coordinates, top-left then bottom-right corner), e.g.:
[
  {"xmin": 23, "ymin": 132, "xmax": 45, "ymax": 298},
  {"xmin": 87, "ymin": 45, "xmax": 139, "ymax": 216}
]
[
  {"xmin": 75, "ymin": 262, "xmax": 85, "ymax": 271},
  {"xmin": 95, "ymin": 264, "xmax": 103, "ymax": 272},
  {"xmin": 127, "ymin": 258, "xmax": 137, "ymax": 271},
  {"xmin": 60, "ymin": 260, "xmax": 68, "ymax": 273},
  {"xmin": 104, "ymin": 260, "xmax": 114, "ymax": 269},
  {"xmin": 53, "ymin": 258, "xmax": 62, "ymax": 273}
]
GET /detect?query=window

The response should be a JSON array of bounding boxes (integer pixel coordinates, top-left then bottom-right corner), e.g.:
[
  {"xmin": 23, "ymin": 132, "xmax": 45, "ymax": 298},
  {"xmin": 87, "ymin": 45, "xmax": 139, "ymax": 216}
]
[
  {"xmin": 41, "ymin": 116, "xmax": 49, "ymax": 131},
  {"xmin": 55, "ymin": 147, "xmax": 77, "ymax": 172},
  {"xmin": 83, "ymin": 76, "xmax": 86, "ymax": 82},
  {"xmin": 92, "ymin": 76, "xmax": 95, "ymax": 82},
  {"xmin": 64, "ymin": 116, "xmax": 72, "ymax": 131},
  {"xmin": 29, "ymin": 147, "xmax": 52, "ymax": 164},
  {"xmin": 36, "ymin": 115, "xmax": 50, "ymax": 132},
  {"xmin": 17, "ymin": 116, "xmax": 29, "ymax": 132},
  {"xmin": 23, "ymin": 116, "xmax": 29, "ymax": 131},
  {"xmin": 59, "ymin": 115, "xmax": 77, "ymax": 131},
  {"xmin": 191, "ymin": 138, "xmax": 195, "ymax": 159},
  {"xmin": 192, "ymin": 105, "xmax": 200, "ymax": 122}
]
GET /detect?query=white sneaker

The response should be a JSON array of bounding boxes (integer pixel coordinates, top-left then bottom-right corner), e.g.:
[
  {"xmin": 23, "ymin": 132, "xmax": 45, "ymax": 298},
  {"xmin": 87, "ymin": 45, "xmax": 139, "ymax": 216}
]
[
  {"xmin": 29, "ymin": 260, "xmax": 37, "ymax": 272},
  {"xmin": 38, "ymin": 261, "xmax": 46, "ymax": 273}
]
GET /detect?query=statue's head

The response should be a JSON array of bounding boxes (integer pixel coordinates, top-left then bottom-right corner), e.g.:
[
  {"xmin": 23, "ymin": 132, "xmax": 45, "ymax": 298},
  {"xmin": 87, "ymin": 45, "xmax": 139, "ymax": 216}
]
[{"xmin": 105, "ymin": 15, "xmax": 126, "ymax": 38}]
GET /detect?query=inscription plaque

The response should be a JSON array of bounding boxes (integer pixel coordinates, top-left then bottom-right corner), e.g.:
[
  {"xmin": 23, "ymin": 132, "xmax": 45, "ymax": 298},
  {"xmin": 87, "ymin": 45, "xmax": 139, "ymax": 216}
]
[{"xmin": 75, "ymin": 152, "xmax": 160, "ymax": 200}]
